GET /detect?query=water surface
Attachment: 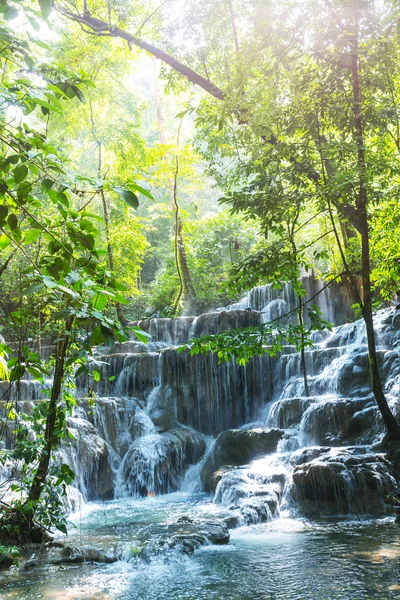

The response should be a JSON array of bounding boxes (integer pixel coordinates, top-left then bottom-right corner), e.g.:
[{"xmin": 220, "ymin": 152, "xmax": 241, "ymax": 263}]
[{"xmin": 1, "ymin": 494, "xmax": 400, "ymax": 600}]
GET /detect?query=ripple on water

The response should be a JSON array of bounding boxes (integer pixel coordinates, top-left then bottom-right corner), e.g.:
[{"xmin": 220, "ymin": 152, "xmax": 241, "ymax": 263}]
[{"xmin": 2, "ymin": 499, "xmax": 400, "ymax": 600}]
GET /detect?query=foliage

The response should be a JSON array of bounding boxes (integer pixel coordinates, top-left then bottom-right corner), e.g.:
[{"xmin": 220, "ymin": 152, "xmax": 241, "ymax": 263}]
[
  {"xmin": 145, "ymin": 210, "xmax": 260, "ymax": 315},
  {"xmin": 186, "ymin": 303, "xmax": 331, "ymax": 365},
  {"xmin": 0, "ymin": 0, "xmax": 148, "ymax": 538}
]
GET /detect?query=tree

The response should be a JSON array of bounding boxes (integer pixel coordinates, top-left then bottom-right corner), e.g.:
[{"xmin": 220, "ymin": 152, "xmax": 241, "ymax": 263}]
[
  {"xmin": 190, "ymin": 0, "xmax": 400, "ymax": 440},
  {"xmin": 0, "ymin": 0, "xmax": 147, "ymax": 541}
]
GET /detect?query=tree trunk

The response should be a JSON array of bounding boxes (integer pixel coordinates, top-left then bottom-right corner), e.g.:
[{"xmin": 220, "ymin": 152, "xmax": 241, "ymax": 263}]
[
  {"xmin": 297, "ymin": 296, "xmax": 310, "ymax": 397},
  {"xmin": 153, "ymin": 59, "xmax": 196, "ymax": 311},
  {"xmin": 27, "ymin": 316, "xmax": 74, "ymax": 503},
  {"xmin": 100, "ymin": 189, "xmax": 128, "ymax": 327},
  {"xmin": 350, "ymin": 13, "xmax": 400, "ymax": 440}
]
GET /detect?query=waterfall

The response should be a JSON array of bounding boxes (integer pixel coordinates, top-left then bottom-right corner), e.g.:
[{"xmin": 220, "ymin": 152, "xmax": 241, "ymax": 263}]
[{"xmin": 1, "ymin": 277, "xmax": 399, "ymax": 523}]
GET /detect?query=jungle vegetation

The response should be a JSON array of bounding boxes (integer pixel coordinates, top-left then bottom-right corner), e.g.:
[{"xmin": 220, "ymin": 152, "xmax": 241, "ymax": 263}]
[{"xmin": 1, "ymin": 0, "xmax": 400, "ymax": 545}]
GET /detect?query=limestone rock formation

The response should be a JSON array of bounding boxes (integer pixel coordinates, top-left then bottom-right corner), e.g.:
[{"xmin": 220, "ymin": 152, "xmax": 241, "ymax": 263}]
[{"xmin": 201, "ymin": 428, "xmax": 284, "ymax": 492}]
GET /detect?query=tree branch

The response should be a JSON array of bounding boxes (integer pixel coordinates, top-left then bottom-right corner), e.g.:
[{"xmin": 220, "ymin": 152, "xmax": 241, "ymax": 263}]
[{"xmin": 57, "ymin": 5, "xmax": 225, "ymax": 101}]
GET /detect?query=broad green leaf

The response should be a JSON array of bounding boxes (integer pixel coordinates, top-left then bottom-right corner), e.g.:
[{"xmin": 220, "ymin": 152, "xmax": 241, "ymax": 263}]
[
  {"xmin": 0, "ymin": 234, "xmax": 11, "ymax": 250},
  {"xmin": 13, "ymin": 164, "xmax": 28, "ymax": 184},
  {"xmin": 0, "ymin": 205, "xmax": 8, "ymax": 220},
  {"xmin": 4, "ymin": 6, "xmax": 18, "ymax": 20},
  {"xmin": 71, "ymin": 85, "xmax": 85, "ymax": 103},
  {"xmin": 7, "ymin": 214, "xmax": 17, "ymax": 230},
  {"xmin": 92, "ymin": 370, "xmax": 101, "ymax": 382},
  {"xmin": 128, "ymin": 182, "xmax": 154, "ymax": 200},
  {"xmin": 114, "ymin": 187, "xmax": 139, "ymax": 209},
  {"xmin": 24, "ymin": 229, "xmax": 41, "ymax": 244},
  {"xmin": 38, "ymin": 0, "xmax": 51, "ymax": 19}
]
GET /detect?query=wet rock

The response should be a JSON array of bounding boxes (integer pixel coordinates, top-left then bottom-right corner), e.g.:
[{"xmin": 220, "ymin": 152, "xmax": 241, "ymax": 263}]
[
  {"xmin": 0, "ymin": 553, "xmax": 14, "ymax": 570},
  {"xmin": 292, "ymin": 448, "xmax": 396, "ymax": 516},
  {"xmin": 223, "ymin": 515, "xmax": 241, "ymax": 529},
  {"xmin": 194, "ymin": 309, "xmax": 261, "ymax": 338},
  {"xmin": 21, "ymin": 544, "xmax": 117, "ymax": 569},
  {"xmin": 122, "ymin": 425, "xmax": 206, "ymax": 496},
  {"xmin": 139, "ymin": 519, "xmax": 229, "ymax": 559},
  {"xmin": 269, "ymin": 397, "xmax": 316, "ymax": 429},
  {"xmin": 300, "ymin": 397, "xmax": 378, "ymax": 445},
  {"xmin": 201, "ymin": 428, "xmax": 284, "ymax": 492},
  {"xmin": 63, "ymin": 417, "xmax": 114, "ymax": 501},
  {"xmin": 213, "ymin": 465, "xmax": 286, "ymax": 525},
  {"xmin": 150, "ymin": 408, "xmax": 176, "ymax": 432}
]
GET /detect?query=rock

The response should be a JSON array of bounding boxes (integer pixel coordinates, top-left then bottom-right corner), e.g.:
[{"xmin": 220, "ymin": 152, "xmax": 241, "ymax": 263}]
[
  {"xmin": 223, "ymin": 515, "xmax": 241, "ymax": 529},
  {"xmin": 122, "ymin": 425, "xmax": 206, "ymax": 496},
  {"xmin": 201, "ymin": 428, "xmax": 284, "ymax": 492},
  {"xmin": 292, "ymin": 448, "xmax": 396, "ymax": 516},
  {"xmin": 213, "ymin": 466, "xmax": 286, "ymax": 524},
  {"xmin": 139, "ymin": 519, "xmax": 230, "ymax": 559},
  {"xmin": 21, "ymin": 542, "xmax": 118, "ymax": 569},
  {"xmin": 300, "ymin": 397, "xmax": 378, "ymax": 445},
  {"xmin": 150, "ymin": 408, "xmax": 176, "ymax": 432},
  {"xmin": 0, "ymin": 553, "xmax": 14, "ymax": 569},
  {"xmin": 63, "ymin": 417, "xmax": 114, "ymax": 501}
]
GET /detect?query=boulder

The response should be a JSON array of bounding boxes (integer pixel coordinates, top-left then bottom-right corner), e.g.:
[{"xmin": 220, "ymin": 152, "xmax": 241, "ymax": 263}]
[
  {"xmin": 122, "ymin": 425, "xmax": 206, "ymax": 496},
  {"xmin": 139, "ymin": 519, "xmax": 229, "ymax": 559},
  {"xmin": 21, "ymin": 544, "xmax": 118, "ymax": 569},
  {"xmin": 201, "ymin": 428, "xmax": 284, "ymax": 492},
  {"xmin": 150, "ymin": 408, "xmax": 176, "ymax": 432},
  {"xmin": 63, "ymin": 417, "xmax": 114, "ymax": 501},
  {"xmin": 292, "ymin": 448, "xmax": 396, "ymax": 516}
]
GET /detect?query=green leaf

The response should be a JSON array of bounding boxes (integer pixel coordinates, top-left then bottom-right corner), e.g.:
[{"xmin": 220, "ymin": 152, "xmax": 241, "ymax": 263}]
[
  {"xmin": 42, "ymin": 275, "xmax": 57, "ymax": 289},
  {"xmin": 23, "ymin": 282, "xmax": 44, "ymax": 294},
  {"xmin": 100, "ymin": 325, "xmax": 114, "ymax": 346},
  {"xmin": 0, "ymin": 234, "xmax": 11, "ymax": 250},
  {"xmin": 4, "ymin": 6, "xmax": 18, "ymax": 20},
  {"xmin": 92, "ymin": 293, "xmax": 108, "ymax": 311},
  {"xmin": 71, "ymin": 85, "xmax": 85, "ymax": 103},
  {"xmin": 10, "ymin": 364, "xmax": 25, "ymax": 382},
  {"xmin": 128, "ymin": 182, "xmax": 154, "ymax": 200},
  {"xmin": 24, "ymin": 229, "xmax": 41, "ymax": 244},
  {"xmin": 92, "ymin": 370, "xmax": 101, "ymax": 382},
  {"xmin": 13, "ymin": 164, "xmax": 28, "ymax": 184},
  {"xmin": 129, "ymin": 326, "xmax": 151, "ymax": 344},
  {"xmin": 0, "ymin": 205, "xmax": 8, "ymax": 221},
  {"xmin": 31, "ymin": 38, "xmax": 50, "ymax": 50},
  {"xmin": 38, "ymin": 0, "xmax": 51, "ymax": 19},
  {"xmin": 7, "ymin": 214, "xmax": 17, "ymax": 230},
  {"xmin": 114, "ymin": 187, "xmax": 139, "ymax": 210}
]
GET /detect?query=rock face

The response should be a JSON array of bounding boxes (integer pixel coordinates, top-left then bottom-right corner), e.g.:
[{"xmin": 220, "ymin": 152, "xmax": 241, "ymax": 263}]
[
  {"xmin": 121, "ymin": 426, "xmax": 206, "ymax": 496},
  {"xmin": 62, "ymin": 417, "xmax": 114, "ymax": 501},
  {"xmin": 201, "ymin": 428, "xmax": 284, "ymax": 492},
  {"xmin": 292, "ymin": 448, "xmax": 396, "ymax": 516}
]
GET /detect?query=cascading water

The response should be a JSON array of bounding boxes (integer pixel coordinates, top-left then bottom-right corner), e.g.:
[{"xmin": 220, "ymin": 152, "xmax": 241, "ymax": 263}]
[{"xmin": 2, "ymin": 277, "xmax": 400, "ymax": 600}]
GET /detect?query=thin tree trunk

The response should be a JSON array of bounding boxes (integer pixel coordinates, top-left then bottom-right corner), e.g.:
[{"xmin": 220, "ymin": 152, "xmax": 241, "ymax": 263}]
[
  {"xmin": 100, "ymin": 189, "xmax": 128, "ymax": 327},
  {"xmin": 0, "ymin": 249, "xmax": 16, "ymax": 279},
  {"xmin": 297, "ymin": 296, "xmax": 310, "ymax": 397},
  {"xmin": 227, "ymin": 0, "xmax": 239, "ymax": 53},
  {"xmin": 153, "ymin": 59, "xmax": 196, "ymax": 311},
  {"xmin": 89, "ymin": 96, "xmax": 128, "ymax": 328},
  {"xmin": 350, "ymin": 11, "xmax": 400, "ymax": 440},
  {"xmin": 27, "ymin": 316, "xmax": 74, "ymax": 503}
]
